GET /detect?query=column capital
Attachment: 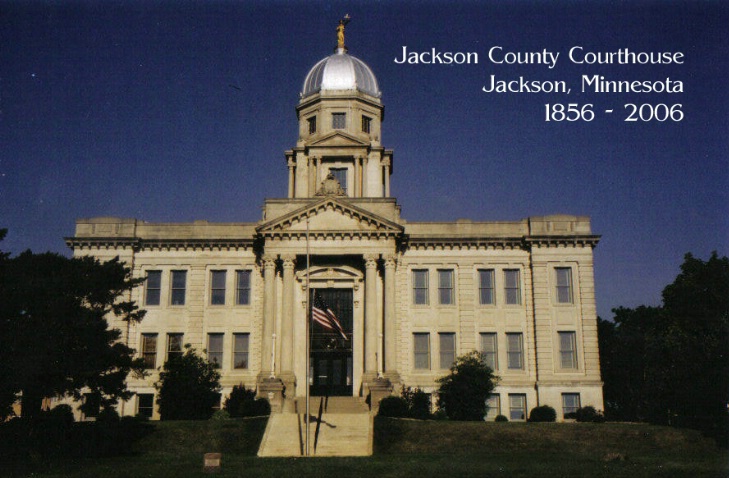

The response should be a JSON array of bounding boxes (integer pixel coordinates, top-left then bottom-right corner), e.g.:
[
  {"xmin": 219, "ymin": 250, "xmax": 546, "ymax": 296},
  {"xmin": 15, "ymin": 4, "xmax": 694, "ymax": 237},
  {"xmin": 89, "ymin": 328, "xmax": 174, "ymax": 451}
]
[
  {"xmin": 363, "ymin": 253, "xmax": 379, "ymax": 268},
  {"xmin": 262, "ymin": 254, "xmax": 277, "ymax": 268},
  {"xmin": 281, "ymin": 254, "xmax": 296, "ymax": 269},
  {"xmin": 384, "ymin": 254, "xmax": 397, "ymax": 269}
]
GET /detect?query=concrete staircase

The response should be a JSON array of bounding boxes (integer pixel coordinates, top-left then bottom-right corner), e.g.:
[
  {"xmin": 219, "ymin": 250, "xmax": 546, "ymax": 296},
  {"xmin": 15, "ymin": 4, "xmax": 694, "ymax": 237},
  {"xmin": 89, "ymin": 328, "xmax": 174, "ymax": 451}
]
[{"xmin": 257, "ymin": 396, "xmax": 372, "ymax": 457}]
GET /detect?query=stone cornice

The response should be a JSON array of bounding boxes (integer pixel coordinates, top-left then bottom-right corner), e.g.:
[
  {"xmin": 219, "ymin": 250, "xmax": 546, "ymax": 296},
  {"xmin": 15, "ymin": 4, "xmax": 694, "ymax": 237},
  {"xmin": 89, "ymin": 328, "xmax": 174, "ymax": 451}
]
[
  {"xmin": 525, "ymin": 235, "xmax": 601, "ymax": 248},
  {"xmin": 403, "ymin": 236, "xmax": 525, "ymax": 251},
  {"xmin": 403, "ymin": 234, "xmax": 600, "ymax": 251},
  {"xmin": 66, "ymin": 237, "xmax": 254, "ymax": 252}
]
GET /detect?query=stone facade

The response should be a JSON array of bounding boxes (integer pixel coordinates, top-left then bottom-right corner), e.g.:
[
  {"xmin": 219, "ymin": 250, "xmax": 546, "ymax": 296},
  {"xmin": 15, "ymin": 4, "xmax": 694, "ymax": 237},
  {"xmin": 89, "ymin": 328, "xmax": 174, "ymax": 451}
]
[{"xmin": 66, "ymin": 42, "xmax": 603, "ymax": 421}]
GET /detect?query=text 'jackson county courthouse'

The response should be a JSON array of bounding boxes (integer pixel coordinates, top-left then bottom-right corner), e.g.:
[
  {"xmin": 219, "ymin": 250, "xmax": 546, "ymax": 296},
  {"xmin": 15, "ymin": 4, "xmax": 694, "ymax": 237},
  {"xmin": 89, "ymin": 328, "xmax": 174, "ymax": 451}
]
[{"xmin": 67, "ymin": 25, "xmax": 604, "ymax": 422}]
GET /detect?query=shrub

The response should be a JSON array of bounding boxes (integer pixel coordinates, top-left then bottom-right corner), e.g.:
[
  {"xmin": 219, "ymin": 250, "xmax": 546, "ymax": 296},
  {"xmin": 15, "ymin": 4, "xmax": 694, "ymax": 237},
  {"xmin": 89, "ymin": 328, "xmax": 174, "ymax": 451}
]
[
  {"xmin": 211, "ymin": 409, "xmax": 231, "ymax": 420},
  {"xmin": 528, "ymin": 405, "xmax": 557, "ymax": 422},
  {"xmin": 97, "ymin": 407, "xmax": 120, "ymax": 423},
  {"xmin": 224, "ymin": 384, "xmax": 270, "ymax": 417},
  {"xmin": 495, "ymin": 414, "xmax": 509, "ymax": 422},
  {"xmin": 575, "ymin": 406, "xmax": 605, "ymax": 423},
  {"xmin": 47, "ymin": 404, "xmax": 75, "ymax": 426},
  {"xmin": 155, "ymin": 345, "xmax": 221, "ymax": 420},
  {"xmin": 377, "ymin": 396, "xmax": 409, "ymax": 417},
  {"xmin": 401, "ymin": 386, "xmax": 432, "ymax": 419},
  {"xmin": 436, "ymin": 351, "xmax": 498, "ymax": 421},
  {"xmin": 432, "ymin": 409, "xmax": 449, "ymax": 420}
]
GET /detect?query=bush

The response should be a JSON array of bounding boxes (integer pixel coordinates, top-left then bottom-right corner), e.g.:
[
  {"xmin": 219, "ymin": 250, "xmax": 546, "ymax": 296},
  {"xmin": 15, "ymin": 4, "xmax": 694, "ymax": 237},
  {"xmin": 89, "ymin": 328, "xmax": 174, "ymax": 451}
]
[
  {"xmin": 495, "ymin": 414, "xmax": 509, "ymax": 422},
  {"xmin": 575, "ymin": 406, "xmax": 605, "ymax": 423},
  {"xmin": 224, "ymin": 384, "xmax": 270, "ymax": 417},
  {"xmin": 377, "ymin": 396, "xmax": 409, "ymax": 418},
  {"xmin": 97, "ymin": 407, "xmax": 120, "ymax": 423},
  {"xmin": 436, "ymin": 351, "xmax": 498, "ymax": 421},
  {"xmin": 211, "ymin": 409, "xmax": 231, "ymax": 421},
  {"xmin": 432, "ymin": 409, "xmax": 448, "ymax": 420},
  {"xmin": 47, "ymin": 404, "xmax": 75, "ymax": 426},
  {"xmin": 155, "ymin": 345, "xmax": 221, "ymax": 420},
  {"xmin": 401, "ymin": 386, "xmax": 432, "ymax": 419},
  {"xmin": 528, "ymin": 405, "xmax": 557, "ymax": 422}
]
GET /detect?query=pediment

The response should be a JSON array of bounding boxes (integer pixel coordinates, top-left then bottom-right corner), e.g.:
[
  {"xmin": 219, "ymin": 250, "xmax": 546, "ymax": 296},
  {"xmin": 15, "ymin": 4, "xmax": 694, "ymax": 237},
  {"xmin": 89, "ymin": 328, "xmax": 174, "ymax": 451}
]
[
  {"xmin": 308, "ymin": 131, "xmax": 369, "ymax": 148},
  {"xmin": 257, "ymin": 197, "xmax": 404, "ymax": 237}
]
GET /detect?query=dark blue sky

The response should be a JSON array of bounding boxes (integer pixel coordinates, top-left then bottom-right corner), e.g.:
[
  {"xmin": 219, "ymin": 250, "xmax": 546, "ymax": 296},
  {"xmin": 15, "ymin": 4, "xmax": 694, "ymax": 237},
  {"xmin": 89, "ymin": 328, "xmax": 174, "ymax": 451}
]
[{"xmin": 1, "ymin": 1, "xmax": 727, "ymax": 320}]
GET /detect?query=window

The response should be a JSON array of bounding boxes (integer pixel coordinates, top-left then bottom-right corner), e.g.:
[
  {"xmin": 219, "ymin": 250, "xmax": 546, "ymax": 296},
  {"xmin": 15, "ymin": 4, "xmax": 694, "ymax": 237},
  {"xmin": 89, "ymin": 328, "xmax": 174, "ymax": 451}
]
[
  {"xmin": 137, "ymin": 393, "xmax": 154, "ymax": 419},
  {"xmin": 141, "ymin": 333, "xmax": 158, "ymax": 369},
  {"xmin": 439, "ymin": 333, "xmax": 456, "ymax": 369},
  {"xmin": 167, "ymin": 333, "xmax": 183, "ymax": 361},
  {"xmin": 562, "ymin": 393, "xmax": 581, "ymax": 417},
  {"xmin": 509, "ymin": 394, "xmax": 527, "ymax": 421},
  {"xmin": 212, "ymin": 393, "xmax": 222, "ymax": 412},
  {"xmin": 438, "ymin": 269, "xmax": 454, "ymax": 305},
  {"xmin": 555, "ymin": 267, "xmax": 574, "ymax": 304},
  {"xmin": 83, "ymin": 393, "xmax": 100, "ymax": 419},
  {"xmin": 330, "ymin": 168, "xmax": 348, "ymax": 195},
  {"xmin": 145, "ymin": 270, "xmax": 161, "ymax": 306},
  {"xmin": 307, "ymin": 116, "xmax": 316, "ymax": 134},
  {"xmin": 559, "ymin": 332, "xmax": 578, "ymax": 369},
  {"xmin": 485, "ymin": 394, "xmax": 501, "ymax": 420},
  {"xmin": 332, "ymin": 112, "xmax": 346, "ymax": 129},
  {"xmin": 236, "ymin": 270, "xmax": 251, "ymax": 305},
  {"xmin": 413, "ymin": 333, "xmax": 430, "ymax": 370},
  {"xmin": 480, "ymin": 332, "xmax": 498, "ymax": 370},
  {"xmin": 208, "ymin": 333, "xmax": 223, "ymax": 368},
  {"xmin": 504, "ymin": 269, "xmax": 521, "ymax": 305},
  {"xmin": 210, "ymin": 270, "xmax": 226, "ymax": 305},
  {"xmin": 506, "ymin": 333, "xmax": 524, "ymax": 370},
  {"xmin": 413, "ymin": 270, "xmax": 429, "ymax": 305},
  {"xmin": 478, "ymin": 269, "xmax": 495, "ymax": 305},
  {"xmin": 233, "ymin": 333, "xmax": 250, "ymax": 369},
  {"xmin": 170, "ymin": 270, "xmax": 187, "ymax": 305},
  {"xmin": 361, "ymin": 115, "xmax": 372, "ymax": 133}
]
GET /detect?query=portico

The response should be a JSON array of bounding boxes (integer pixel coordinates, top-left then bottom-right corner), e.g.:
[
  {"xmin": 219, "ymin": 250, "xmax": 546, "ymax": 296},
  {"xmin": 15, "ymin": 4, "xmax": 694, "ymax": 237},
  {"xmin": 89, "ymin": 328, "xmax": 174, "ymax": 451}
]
[{"xmin": 255, "ymin": 190, "xmax": 403, "ymax": 398}]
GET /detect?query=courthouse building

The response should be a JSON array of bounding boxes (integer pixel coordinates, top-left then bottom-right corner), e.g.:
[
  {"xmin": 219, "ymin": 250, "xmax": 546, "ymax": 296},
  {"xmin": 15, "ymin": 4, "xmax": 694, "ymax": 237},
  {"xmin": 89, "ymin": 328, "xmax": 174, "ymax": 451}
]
[{"xmin": 67, "ymin": 29, "xmax": 603, "ymax": 421}]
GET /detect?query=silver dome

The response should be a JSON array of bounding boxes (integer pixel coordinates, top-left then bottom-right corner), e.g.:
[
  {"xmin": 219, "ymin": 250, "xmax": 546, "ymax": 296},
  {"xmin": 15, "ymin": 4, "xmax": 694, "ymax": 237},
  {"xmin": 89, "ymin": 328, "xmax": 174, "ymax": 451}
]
[{"xmin": 301, "ymin": 48, "xmax": 380, "ymax": 98}]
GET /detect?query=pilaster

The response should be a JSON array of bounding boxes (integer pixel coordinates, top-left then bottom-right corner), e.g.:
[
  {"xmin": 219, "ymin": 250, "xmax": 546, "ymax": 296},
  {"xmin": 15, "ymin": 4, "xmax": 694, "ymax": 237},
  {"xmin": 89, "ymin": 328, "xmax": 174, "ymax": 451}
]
[
  {"xmin": 364, "ymin": 253, "xmax": 379, "ymax": 375},
  {"xmin": 280, "ymin": 254, "xmax": 297, "ymax": 392},
  {"xmin": 383, "ymin": 254, "xmax": 400, "ymax": 383}
]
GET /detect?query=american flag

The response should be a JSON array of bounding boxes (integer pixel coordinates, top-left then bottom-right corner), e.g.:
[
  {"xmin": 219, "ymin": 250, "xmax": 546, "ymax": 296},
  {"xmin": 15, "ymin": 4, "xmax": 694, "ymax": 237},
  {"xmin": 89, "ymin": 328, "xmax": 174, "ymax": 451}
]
[{"xmin": 312, "ymin": 292, "xmax": 347, "ymax": 340}]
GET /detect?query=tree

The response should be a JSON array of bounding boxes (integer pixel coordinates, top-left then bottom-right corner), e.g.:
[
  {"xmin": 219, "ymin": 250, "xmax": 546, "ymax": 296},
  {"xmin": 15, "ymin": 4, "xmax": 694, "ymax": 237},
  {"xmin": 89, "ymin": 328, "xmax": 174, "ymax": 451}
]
[
  {"xmin": 223, "ymin": 383, "xmax": 270, "ymax": 417},
  {"xmin": 155, "ymin": 345, "xmax": 221, "ymax": 420},
  {"xmin": 599, "ymin": 252, "xmax": 729, "ymax": 426},
  {"xmin": 436, "ymin": 351, "xmax": 498, "ymax": 421},
  {"xmin": 0, "ymin": 245, "xmax": 146, "ymax": 419}
]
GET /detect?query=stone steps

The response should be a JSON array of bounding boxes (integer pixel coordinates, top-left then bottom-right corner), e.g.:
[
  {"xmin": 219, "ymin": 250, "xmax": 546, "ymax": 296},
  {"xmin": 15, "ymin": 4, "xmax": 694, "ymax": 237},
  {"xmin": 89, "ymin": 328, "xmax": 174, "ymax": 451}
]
[{"xmin": 257, "ymin": 396, "xmax": 372, "ymax": 457}]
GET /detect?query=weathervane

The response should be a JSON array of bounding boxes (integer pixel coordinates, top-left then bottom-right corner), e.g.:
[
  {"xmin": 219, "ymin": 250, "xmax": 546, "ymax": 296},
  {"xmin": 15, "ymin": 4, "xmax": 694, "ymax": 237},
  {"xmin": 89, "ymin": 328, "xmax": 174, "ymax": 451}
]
[{"xmin": 337, "ymin": 14, "xmax": 351, "ymax": 50}]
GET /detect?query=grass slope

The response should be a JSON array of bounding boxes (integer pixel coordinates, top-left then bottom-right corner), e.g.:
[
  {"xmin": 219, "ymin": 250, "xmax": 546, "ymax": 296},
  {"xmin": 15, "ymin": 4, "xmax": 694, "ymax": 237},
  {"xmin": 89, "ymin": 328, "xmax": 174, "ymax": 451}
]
[{"xmin": 3, "ymin": 417, "xmax": 727, "ymax": 477}]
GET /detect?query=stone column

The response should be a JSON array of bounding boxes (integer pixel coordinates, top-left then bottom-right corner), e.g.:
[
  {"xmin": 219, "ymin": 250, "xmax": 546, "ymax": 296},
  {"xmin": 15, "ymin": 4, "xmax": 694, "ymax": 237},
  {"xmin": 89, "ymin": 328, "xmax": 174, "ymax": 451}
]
[
  {"xmin": 383, "ymin": 255, "xmax": 398, "ymax": 378},
  {"xmin": 260, "ymin": 254, "xmax": 277, "ymax": 377},
  {"xmin": 383, "ymin": 158, "xmax": 391, "ymax": 197},
  {"xmin": 287, "ymin": 158, "xmax": 295, "ymax": 198},
  {"xmin": 280, "ymin": 254, "xmax": 296, "ymax": 389},
  {"xmin": 362, "ymin": 156, "xmax": 369, "ymax": 197},
  {"xmin": 364, "ymin": 254, "xmax": 379, "ymax": 374},
  {"xmin": 353, "ymin": 156, "xmax": 360, "ymax": 198},
  {"xmin": 314, "ymin": 157, "xmax": 321, "ymax": 192},
  {"xmin": 307, "ymin": 156, "xmax": 316, "ymax": 197}
]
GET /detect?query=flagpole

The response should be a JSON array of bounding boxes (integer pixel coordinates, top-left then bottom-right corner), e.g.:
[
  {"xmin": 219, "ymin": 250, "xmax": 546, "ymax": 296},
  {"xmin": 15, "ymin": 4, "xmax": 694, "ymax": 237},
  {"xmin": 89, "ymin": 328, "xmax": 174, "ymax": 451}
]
[{"xmin": 305, "ymin": 215, "xmax": 311, "ymax": 457}]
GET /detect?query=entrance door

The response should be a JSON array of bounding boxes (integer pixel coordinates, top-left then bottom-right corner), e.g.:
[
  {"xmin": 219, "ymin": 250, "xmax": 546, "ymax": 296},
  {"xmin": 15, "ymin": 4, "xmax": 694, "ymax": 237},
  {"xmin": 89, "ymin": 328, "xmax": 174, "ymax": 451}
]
[{"xmin": 310, "ymin": 288, "xmax": 353, "ymax": 396}]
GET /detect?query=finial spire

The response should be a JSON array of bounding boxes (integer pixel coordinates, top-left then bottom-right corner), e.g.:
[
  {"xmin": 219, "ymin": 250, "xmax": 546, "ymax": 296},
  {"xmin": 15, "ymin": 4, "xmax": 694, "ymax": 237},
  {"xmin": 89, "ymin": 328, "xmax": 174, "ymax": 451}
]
[{"xmin": 336, "ymin": 14, "xmax": 351, "ymax": 51}]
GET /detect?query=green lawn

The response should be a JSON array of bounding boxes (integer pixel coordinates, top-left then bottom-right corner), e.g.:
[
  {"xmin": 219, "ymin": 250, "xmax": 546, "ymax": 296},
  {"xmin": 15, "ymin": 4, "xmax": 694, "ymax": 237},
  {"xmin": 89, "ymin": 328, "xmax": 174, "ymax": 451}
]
[{"xmin": 2, "ymin": 417, "xmax": 726, "ymax": 477}]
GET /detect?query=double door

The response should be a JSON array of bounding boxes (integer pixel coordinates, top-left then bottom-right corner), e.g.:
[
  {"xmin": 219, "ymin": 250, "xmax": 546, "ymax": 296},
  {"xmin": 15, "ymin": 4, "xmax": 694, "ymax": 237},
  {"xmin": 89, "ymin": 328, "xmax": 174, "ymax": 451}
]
[{"xmin": 309, "ymin": 288, "xmax": 353, "ymax": 396}]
